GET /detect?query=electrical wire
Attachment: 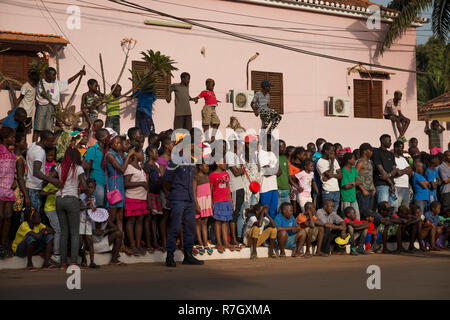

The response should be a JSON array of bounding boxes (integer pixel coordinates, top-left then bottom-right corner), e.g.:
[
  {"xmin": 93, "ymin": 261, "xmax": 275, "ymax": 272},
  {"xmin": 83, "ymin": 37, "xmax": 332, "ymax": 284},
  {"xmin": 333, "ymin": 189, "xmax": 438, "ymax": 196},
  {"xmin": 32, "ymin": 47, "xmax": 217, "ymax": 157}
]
[{"xmin": 108, "ymin": 0, "xmax": 428, "ymax": 74}]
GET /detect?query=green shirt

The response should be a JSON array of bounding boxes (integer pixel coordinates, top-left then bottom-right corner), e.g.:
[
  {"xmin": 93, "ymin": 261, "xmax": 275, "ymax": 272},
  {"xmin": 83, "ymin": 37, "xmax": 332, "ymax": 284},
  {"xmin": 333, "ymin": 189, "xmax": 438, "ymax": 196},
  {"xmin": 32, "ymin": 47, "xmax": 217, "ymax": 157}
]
[
  {"xmin": 43, "ymin": 183, "xmax": 58, "ymax": 212},
  {"xmin": 340, "ymin": 167, "xmax": 359, "ymax": 202},
  {"xmin": 277, "ymin": 155, "xmax": 290, "ymax": 190},
  {"xmin": 106, "ymin": 94, "xmax": 120, "ymax": 117}
]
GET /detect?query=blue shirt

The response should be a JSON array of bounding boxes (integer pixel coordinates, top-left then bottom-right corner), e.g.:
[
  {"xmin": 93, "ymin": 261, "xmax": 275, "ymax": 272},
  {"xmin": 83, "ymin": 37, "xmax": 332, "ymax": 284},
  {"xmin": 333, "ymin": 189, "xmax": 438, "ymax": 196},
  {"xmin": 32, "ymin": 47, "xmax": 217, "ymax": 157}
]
[
  {"xmin": 132, "ymin": 89, "xmax": 156, "ymax": 117},
  {"xmin": 424, "ymin": 211, "xmax": 439, "ymax": 226},
  {"xmin": 412, "ymin": 172, "xmax": 429, "ymax": 201},
  {"xmin": 163, "ymin": 158, "xmax": 196, "ymax": 201},
  {"xmin": 1, "ymin": 109, "xmax": 18, "ymax": 129},
  {"xmin": 274, "ymin": 214, "xmax": 297, "ymax": 236},
  {"xmin": 84, "ymin": 142, "xmax": 106, "ymax": 187},
  {"xmin": 312, "ymin": 151, "xmax": 322, "ymax": 163},
  {"xmin": 424, "ymin": 168, "xmax": 439, "ymax": 201}
]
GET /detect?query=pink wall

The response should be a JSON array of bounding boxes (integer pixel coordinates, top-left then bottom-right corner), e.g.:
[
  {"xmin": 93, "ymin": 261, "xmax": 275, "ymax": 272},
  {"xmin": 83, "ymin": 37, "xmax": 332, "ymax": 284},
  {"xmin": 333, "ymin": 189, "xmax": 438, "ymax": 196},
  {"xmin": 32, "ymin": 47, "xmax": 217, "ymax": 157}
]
[{"xmin": 0, "ymin": 0, "xmax": 448, "ymax": 150}]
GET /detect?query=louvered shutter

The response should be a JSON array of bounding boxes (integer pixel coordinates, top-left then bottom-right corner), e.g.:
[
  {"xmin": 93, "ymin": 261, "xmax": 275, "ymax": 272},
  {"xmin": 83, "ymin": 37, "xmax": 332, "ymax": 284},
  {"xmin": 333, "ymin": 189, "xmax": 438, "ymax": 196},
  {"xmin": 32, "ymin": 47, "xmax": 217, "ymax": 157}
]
[
  {"xmin": 251, "ymin": 71, "xmax": 284, "ymax": 114},
  {"xmin": 0, "ymin": 51, "xmax": 39, "ymax": 89},
  {"xmin": 354, "ymin": 79, "xmax": 370, "ymax": 118},
  {"xmin": 370, "ymin": 80, "xmax": 383, "ymax": 119},
  {"xmin": 131, "ymin": 60, "xmax": 171, "ymax": 99}
]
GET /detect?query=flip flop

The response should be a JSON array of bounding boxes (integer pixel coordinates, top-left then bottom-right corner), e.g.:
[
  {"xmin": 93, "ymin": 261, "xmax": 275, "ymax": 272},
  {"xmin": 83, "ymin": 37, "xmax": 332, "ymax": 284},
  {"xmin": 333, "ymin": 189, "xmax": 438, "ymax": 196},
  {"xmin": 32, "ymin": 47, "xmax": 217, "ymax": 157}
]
[
  {"xmin": 42, "ymin": 264, "xmax": 58, "ymax": 271},
  {"xmin": 26, "ymin": 266, "xmax": 38, "ymax": 272},
  {"xmin": 109, "ymin": 260, "xmax": 127, "ymax": 266},
  {"xmin": 205, "ymin": 247, "xmax": 213, "ymax": 255}
]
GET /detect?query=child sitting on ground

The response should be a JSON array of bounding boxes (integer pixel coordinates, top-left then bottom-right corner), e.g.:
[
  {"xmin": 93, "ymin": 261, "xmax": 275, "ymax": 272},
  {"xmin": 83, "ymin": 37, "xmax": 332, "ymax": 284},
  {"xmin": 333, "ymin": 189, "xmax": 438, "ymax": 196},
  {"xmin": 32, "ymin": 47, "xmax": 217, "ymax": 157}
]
[
  {"xmin": 397, "ymin": 205, "xmax": 421, "ymax": 252},
  {"xmin": 194, "ymin": 163, "xmax": 214, "ymax": 255},
  {"xmin": 296, "ymin": 202, "xmax": 326, "ymax": 257},
  {"xmin": 12, "ymin": 208, "xmax": 55, "ymax": 271},
  {"xmin": 79, "ymin": 178, "xmax": 100, "ymax": 269},
  {"xmin": 275, "ymin": 202, "xmax": 307, "ymax": 258},
  {"xmin": 377, "ymin": 201, "xmax": 404, "ymax": 254},
  {"xmin": 91, "ymin": 211, "xmax": 124, "ymax": 265},
  {"xmin": 242, "ymin": 204, "xmax": 277, "ymax": 259},
  {"xmin": 423, "ymin": 201, "xmax": 444, "ymax": 251},
  {"xmin": 343, "ymin": 206, "xmax": 369, "ymax": 255}
]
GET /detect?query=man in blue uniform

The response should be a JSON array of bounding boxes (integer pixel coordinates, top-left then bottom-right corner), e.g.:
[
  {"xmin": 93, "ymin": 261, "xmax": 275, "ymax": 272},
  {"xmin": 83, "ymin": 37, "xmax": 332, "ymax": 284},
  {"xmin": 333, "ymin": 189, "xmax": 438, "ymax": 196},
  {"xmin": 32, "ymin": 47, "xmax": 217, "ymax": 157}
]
[{"xmin": 163, "ymin": 133, "xmax": 204, "ymax": 267}]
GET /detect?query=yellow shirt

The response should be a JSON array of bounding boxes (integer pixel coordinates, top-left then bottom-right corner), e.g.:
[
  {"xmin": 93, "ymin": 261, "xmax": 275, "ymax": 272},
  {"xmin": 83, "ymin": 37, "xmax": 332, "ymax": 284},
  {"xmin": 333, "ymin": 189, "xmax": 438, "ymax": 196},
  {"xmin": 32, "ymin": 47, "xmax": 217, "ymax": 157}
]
[
  {"xmin": 12, "ymin": 222, "xmax": 46, "ymax": 253},
  {"xmin": 43, "ymin": 183, "xmax": 58, "ymax": 213}
]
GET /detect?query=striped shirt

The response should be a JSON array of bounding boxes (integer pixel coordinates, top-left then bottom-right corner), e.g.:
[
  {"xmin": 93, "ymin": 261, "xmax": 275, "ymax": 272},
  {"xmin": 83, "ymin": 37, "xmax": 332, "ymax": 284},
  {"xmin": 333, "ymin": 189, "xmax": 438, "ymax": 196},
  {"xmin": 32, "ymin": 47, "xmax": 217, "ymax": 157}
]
[
  {"xmin": 428, "ymin": 128, "xmax": 444, "ymax": 148},
  {"xmin": 106, "ymin": 94, "xmax": 120, "ymax": 117}
]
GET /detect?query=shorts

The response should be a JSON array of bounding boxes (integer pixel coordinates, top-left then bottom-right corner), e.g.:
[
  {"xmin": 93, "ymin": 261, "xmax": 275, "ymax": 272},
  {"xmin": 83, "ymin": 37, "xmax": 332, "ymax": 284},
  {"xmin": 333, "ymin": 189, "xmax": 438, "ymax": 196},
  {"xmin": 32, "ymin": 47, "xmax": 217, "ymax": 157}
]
[
  {"xmin": 201, "ymin": 105, "xmax": 220, "ymax": 126},
  {"xmin": 298, "ymin": 196, "xmax": 313, "ymax": 211},
  {"xmin": 105, "ymin": 115, "xmax": 120, "ymax": 135},
  {"xmin": 305, "ymin": 227, "xmax": 319, "ymax": 242},
  {"xmin": 93, "ymin": 236, "xmax": 113, "ymax": 253},
  {"xmin": 135, "ymin": 110, "xmax": 155, "ymax": 136},
  {"xmin": 277, "ymin": 234, "xmax": 297, "ymax": 249},
  {"xmin": 148, "ymin": 193, "xmax": 163, "ymax": 215},
  {"xmin": 79, "ymin": 215, "xmax": 93, "ymax": 236},
  {"xmin": 34, "ymin": 104, "xmax": 54, "ymax": 131}
]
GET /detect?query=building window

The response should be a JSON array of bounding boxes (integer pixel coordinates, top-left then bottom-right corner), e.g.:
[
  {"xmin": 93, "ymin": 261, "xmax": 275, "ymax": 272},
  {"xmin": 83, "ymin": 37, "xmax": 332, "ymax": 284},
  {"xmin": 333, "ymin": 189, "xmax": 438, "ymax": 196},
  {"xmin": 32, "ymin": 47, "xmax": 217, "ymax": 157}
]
[
  {"xmin": 353, "ymin": 79, "xmax": 383, "ymax": 119},
  {"xmin": 251, "ymin": 70, "xmax": 284, "ymax": 114},
  {"xmin": 0, "ymin": 50, "xmax": 40, "ymax": 89},
  {"xmin": 131, "ymin": 60, "xmax": 171, "ymax": 100}
]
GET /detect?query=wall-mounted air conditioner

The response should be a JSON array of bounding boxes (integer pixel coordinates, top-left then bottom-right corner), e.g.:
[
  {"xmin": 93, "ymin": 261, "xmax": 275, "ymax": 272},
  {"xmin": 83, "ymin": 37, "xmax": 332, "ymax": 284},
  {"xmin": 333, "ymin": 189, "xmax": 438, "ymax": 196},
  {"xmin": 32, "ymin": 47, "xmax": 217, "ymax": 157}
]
[
  {"xmin": 230, "ymin": 90, "xmax": 255, "ymax": 112},
  {"xmin": 327, "ymin": 96, "xmax": 350, "ymax": 117}
]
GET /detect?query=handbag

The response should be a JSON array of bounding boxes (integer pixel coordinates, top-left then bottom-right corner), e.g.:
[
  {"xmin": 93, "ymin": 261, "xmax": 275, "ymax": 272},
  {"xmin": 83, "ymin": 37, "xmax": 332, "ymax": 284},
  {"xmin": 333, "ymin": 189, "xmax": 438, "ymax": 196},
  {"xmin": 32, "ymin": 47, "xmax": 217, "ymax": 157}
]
[
  {"xmin": 105, "ymin": 163, "xmax": 123, "ymax": 205},
  {"xmin": 243, "ymin": 164, "xmax": 260, "ymax": 194}
]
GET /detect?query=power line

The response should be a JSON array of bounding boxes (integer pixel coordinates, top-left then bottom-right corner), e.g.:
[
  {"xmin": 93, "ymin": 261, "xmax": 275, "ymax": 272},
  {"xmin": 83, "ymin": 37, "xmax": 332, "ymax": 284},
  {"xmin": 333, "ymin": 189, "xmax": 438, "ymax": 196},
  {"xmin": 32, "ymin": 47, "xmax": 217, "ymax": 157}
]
[{"xmin": 108, "ymin": 0, "xmax": 427, "ymax": 74}]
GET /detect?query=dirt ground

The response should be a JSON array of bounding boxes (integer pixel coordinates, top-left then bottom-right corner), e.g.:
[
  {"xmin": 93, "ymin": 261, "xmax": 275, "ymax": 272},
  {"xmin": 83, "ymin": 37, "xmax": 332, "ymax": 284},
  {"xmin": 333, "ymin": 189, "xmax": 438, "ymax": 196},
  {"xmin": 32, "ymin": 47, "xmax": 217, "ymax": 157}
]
[{"xmin": 0, "ymin": 250, "xmax": 449, "ymax": 300}]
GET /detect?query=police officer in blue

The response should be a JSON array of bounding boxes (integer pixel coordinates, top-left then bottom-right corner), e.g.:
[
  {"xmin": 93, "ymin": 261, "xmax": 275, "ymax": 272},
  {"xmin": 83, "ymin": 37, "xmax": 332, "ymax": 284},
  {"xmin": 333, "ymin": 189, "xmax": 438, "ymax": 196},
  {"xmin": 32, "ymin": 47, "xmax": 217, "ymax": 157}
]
[{"xmin": 163, "ymin": 132, "xmax": 204, "ymax": 267}]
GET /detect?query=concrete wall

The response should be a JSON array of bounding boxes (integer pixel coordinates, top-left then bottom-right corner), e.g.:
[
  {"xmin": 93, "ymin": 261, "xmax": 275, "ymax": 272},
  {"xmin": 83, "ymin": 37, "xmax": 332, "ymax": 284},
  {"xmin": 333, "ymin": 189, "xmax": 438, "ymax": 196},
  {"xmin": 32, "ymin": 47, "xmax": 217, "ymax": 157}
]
[{"xmin": 1, "ymin": 0, "xmax": 448, "ymax": 149}]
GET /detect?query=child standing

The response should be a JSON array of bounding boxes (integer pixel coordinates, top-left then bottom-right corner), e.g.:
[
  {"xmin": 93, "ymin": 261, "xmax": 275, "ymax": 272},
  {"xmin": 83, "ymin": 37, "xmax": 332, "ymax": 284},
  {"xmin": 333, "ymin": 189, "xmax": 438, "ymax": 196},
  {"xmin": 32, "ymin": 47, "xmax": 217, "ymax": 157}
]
[
  {"xmin": 79, "ymin": 178, "xmax": 100, "ymax": 268},
  {"xmin": 194, "ymin": 163, "xmax": 214, "ymax": 255},
  {"xmin": 124, "ymin": 145, "xmax": 149, "ymax": 256},
  {"xmin": 105, "ymin": 84, "xmax": 122, "ymax": 135},
  {"xmin": 425, "ymin": 118, "xmax": 445, "ymax": 155},
  {"xmin": 209, "ymin": 161, "xmax": 234, "ymax": 253},
  {"xmin": 340, "ymin": 153, "xmax": 361, "ymax": 219},
  {"xmin": 81, "ymin": 79, "xmax": 103, "ymax": 124},
  {"xmin": 293, "ymin": 159, "xmax": 315, "ymax": 211},
  {"xmin": 412, "ymin": 159, "xmax": 430, "ymax": 215},
  {"xmin": 143, "ymin": 145, "xmax": 163, "ymax": 252},
  {"xmin": 0, "ymin": 127, "xmax": 17, "ymax": 258},
  {"xmin": 40, "ymin": 173, "xmax": 59, "ymax": 263},
  {"xmin": 45, "ymin": 148, "xmax": 56, "ymax": 175},
  {"xmin": 194, "ymin": 78, "xmax": 220, "ymax": 141}
]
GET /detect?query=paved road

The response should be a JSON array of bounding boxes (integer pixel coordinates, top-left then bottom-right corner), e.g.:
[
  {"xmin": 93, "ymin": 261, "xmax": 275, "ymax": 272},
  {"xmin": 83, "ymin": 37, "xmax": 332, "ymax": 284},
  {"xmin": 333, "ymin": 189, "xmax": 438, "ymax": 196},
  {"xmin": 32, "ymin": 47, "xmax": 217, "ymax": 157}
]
[{"xmin": 1, "ymin": 250, "xmax": 449, "ymax": 300}]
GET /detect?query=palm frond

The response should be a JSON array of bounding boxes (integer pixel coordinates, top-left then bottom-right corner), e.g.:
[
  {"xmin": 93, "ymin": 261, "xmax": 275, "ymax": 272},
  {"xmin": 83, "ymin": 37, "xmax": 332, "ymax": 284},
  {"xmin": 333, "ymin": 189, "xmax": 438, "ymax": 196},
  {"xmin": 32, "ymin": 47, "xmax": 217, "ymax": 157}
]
[
  {"xmin": 432, "ymin": 0, "xmax": 450, "ymax": 40},
  {"xmin": 382, "ymin": 0, "xmax": 433, "ymax": 54}
]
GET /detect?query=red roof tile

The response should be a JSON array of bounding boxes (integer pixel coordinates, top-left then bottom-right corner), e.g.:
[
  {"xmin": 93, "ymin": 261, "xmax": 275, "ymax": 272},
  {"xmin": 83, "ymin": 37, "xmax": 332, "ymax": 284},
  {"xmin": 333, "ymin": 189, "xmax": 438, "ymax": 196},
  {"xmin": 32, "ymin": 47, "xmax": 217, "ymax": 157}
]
[
  {"xmin": 418, "ymin": 91, "xmax": 450, "ymax": 114},
  {"xmin": 0, "ymin": 31, "xmax": 69, "ymax": 45}
]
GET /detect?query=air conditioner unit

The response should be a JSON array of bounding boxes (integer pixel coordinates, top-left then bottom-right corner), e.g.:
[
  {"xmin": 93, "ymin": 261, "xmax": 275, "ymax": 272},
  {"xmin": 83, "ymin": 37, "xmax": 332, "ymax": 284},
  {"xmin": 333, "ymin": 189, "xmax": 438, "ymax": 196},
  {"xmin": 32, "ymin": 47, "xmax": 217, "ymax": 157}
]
[
  {"xmin": 231, "ymin": 90, "xmax": 255, "ymax": 112},
  {"xmin": 327, "ymin": 96, "xmax": 350, "ymax": 117}
]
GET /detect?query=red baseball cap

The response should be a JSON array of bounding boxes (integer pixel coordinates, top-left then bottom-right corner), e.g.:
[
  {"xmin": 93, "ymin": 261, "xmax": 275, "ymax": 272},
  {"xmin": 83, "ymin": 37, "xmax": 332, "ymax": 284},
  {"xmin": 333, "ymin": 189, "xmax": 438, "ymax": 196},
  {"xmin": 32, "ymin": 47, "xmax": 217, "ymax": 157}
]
[{"xmin": 244, "ymin": 135, "xmax": 256, "ymax": 143}]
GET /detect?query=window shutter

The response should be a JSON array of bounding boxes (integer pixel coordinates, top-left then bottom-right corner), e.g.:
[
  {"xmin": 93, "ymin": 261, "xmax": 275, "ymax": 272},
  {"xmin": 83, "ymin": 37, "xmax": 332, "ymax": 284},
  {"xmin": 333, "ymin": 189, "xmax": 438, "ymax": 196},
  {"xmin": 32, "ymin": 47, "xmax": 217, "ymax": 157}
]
[
  {"xmin": 251, "ymin": 70, "xmax": 284, "ymax": 114},
  {"xmin": 370, "ymin": 80, "xmax": 383, "ymax": 119},
  {"xmin": 0, "ymin": 51, "xmax": 40, "ymax": 89},
  {"xmin": 354, "ymin": 79, "xmax": 383, "ymax": 119},
  {"xmin": 131, "ymin": 60, "xmax": 171, "ymax": 99},
  {"xmin": 354, "ymin": 79, "xmax": 370, "ymax": 118}
]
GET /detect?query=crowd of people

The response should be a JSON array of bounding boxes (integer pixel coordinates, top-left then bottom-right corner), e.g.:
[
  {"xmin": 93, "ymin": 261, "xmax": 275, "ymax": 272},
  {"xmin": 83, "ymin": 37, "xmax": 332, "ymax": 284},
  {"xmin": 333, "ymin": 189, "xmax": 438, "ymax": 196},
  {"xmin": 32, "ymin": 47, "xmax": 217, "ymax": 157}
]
[{"xmin": 0, "ymin": 67, "xmax": 449, "ymax": 272}]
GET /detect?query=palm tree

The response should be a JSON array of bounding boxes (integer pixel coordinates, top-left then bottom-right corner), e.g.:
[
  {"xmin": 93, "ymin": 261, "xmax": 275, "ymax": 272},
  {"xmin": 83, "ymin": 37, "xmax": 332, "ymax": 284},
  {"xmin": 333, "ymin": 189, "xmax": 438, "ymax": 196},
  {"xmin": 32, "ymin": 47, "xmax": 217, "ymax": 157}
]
[{"xmin": 381, "ymin": 0, "xmax": 449, "ymax": 53}]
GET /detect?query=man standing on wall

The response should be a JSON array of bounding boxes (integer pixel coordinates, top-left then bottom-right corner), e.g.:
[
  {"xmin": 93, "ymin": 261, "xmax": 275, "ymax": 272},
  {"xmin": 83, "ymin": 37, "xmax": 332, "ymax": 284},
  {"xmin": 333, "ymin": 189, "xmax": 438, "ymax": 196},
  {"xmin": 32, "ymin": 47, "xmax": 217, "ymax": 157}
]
[{"xmin": 166, "ymin": 72, "xmax": 196, "ymax": 131}]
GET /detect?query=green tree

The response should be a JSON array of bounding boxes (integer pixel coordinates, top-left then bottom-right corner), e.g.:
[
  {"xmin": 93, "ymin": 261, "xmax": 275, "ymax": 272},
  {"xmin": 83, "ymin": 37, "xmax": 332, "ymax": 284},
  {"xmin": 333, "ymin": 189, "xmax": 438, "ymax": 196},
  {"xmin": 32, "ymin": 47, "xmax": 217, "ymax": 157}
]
[
  {"xmin": 416, "ymin": 37, "xmax": 450, "ymax": 104},
  {"xmin": 382, "ymin": 0, "xmax": 449, "ymax": 53}
]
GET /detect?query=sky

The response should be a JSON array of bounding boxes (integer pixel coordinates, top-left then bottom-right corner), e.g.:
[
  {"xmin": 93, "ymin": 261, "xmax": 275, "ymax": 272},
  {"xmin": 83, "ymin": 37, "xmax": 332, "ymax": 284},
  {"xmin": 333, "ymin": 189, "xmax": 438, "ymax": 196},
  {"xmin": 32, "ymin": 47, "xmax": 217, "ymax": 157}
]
[{"xmin": 373, "ymin": 0, "xmax": 433, "ymax": 45}]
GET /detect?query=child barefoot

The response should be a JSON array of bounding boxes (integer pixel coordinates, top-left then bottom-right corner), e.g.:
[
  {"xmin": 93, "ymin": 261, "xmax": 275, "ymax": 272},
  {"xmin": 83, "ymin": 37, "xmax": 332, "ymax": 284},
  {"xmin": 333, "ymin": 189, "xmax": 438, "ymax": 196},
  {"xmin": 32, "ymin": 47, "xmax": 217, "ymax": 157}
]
[
  {"xmin": 143, "ymin": 145, "xmax": 163, "ymax": 252},
  {"xmin": 79, "ymin": 179, "xmax": 100, "ymax": 268},
  {"xmin": 194, "ymin": 163, "xmax": 214, "ymax": 255},
  {"xmin": 209, "ymin": 160, "xmax": 234, "ymax": 253},
  {"xmin": 81, "ymin": 79, "xmax": 103, "ymax": 124},
  {"xmin": 124, "ymin": 145, "xmax": 149, "ymax": 256},
  {"xmin": 193, "ymin": 78, "xmax": 220, "ymax": 141}
]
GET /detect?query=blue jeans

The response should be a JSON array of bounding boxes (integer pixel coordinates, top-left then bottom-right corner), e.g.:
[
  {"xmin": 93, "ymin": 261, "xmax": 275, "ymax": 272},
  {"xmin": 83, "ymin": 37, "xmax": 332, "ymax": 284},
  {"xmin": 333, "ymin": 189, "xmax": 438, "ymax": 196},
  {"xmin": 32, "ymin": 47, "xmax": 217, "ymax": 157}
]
[
  {"xmin": 395, "ymin": 187, "xmax": 410, "ymax": 210},
  {"xmin": 322, "ymin": 190, "xmax": 340, "ymax": 213},
  {"xmin": 166, "ymin": 200, "xmax": 195, "ymax": 254},
  {"xmin": 94, "ymin": 183, "xmax": 106, "ymax": 208},
  {"xmin": 27, "ymin": 188, "xmax": 42, "ymax": 214},
  {"xmin": 356, "ymin": 191, "xmax": 375, "ymax": 215},
  {"xmin": 414, "ymin": 200, "xmax": 428, "ymax": 215},
  {"xmin": 260, "ymin": 190, "xmax": 279, "ymax": 219},
  {"xmin": 376, "ymin": 185, "xmax": 397, "ymax": 207},
  {"xmin": 277, "ymin": 190, "xmax": 291, "ymax": 213},
  {"xmin": 15, "ymin": 234, "xmax": 54, "ymax": 257}
]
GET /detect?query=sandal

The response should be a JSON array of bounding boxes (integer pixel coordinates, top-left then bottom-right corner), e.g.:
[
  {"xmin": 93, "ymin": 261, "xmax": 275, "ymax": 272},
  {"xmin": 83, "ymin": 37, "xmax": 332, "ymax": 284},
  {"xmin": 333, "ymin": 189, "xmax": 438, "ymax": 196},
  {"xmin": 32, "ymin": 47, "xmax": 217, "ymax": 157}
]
[
  {"xmin": 42, "ymin": 264, "xmax": 58, "ymax": 271},
  {"xmin": 198, "ymin": 247, "xmax": 206, "ymax": 255},
  {"xmin": 89, "ymin": 262, "xmax": 100, "ymax": 269},
  {"xmin": 124, "ymin": 247, "xmax": 134, "ymax": 256},
  {"xmin": 192, "ymin": 247, "xmax": 199, "ymax": 256},
  {"xmin": 26, "ymin": 266, "xmax": 38, "ymax": 272},
  {"xmin": 205, "ymin": 247, "xmax": 213, "ymax": 255},
  {"xmin": 234, "ymin": 244, "xmax": 242, "ymax": 252},
  {"xmin": 147, "ymin": 247, "xmax": 155, "ymax": 253},
  {"xmin": 109, "ymin": 260, "xmax": 127, "ymax": 266},
  {"xmin": 217, "ymin": 246, "xmax": 225, "ymax": 254}
]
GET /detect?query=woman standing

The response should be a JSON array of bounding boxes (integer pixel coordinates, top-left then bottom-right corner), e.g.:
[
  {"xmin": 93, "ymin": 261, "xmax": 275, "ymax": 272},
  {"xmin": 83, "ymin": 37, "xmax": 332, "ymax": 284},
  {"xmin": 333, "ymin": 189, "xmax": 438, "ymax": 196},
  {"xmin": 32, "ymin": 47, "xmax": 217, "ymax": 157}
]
[{"xmin": 55, "ymin": 148, "xmax": 89, "ymax": 267}]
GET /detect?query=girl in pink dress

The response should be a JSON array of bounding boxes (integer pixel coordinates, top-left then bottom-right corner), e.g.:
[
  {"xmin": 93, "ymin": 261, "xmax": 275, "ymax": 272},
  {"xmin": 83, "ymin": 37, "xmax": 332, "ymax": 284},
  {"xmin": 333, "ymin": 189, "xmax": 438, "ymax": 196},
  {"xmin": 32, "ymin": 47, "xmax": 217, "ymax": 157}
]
[
  {"xmin": 209, "ymin": 161, "xmax": 235, "ymax": 253},
  {"xmin": 0, "ymin": 127, "xmax": 17, "ymax": 258},
  {"xmin": 194, "ymin": 163, "xmax": 213, "ymax": 255}
]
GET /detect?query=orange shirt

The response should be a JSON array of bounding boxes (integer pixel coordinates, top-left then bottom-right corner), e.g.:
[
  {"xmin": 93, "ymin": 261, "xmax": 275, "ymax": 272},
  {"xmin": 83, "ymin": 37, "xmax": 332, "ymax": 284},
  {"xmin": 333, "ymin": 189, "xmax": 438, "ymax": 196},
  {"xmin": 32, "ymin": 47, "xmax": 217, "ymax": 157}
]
[
  {"xmin": 289, "ymin": 161, "xmax": 301, "ymax": 176},
  {"xmin": 296, "ymin": 213, "xmax": 317, "ymax": 228}
]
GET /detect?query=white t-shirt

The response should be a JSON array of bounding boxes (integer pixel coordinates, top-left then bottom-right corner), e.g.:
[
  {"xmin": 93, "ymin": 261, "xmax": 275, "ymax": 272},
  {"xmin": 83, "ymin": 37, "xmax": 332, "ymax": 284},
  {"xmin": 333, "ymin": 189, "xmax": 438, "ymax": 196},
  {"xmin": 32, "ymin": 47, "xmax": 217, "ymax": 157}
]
[
  {"xmin": 258, "ymin": 149, "xmax": 278, "ymax": 193},
  {"xmin": 36, "ymin": 79, "xmax": 69, "ymax": 106},
  {"xmin": 316, "ymin": 158, "xmax": 341, "ymax": 192},
  {"xmin": 242, "ymin": 215, "xmax": 270, "ymax": 246},
  {"xmin": 19, "ymin": 82, "xmax": 36, "ymax": 117},
  {"xmin": 124, "ymin": 164, "xmax": 147, "ymax": 200},
  {"xmin": 225, "ymin": 151, "xmax": 244, "ymax": 192},
  {"xmin": 25, "ymin": 142, "xmax": 46, "ymax": 190},
  {"xmin": 56, "ymin": 165, "xmax": 85, "ymax": 197},
  {"xmin": 394, "ymin": 156, "xmax": 410, "ymax": 188}
]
